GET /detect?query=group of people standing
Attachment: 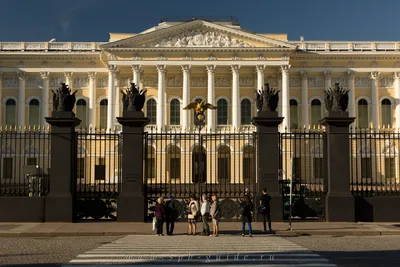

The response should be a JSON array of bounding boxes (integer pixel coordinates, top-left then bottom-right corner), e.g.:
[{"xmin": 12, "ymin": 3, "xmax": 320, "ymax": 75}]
[{"xmin": 153, "ymin": 188, "xmax": 271, "ymax": 237}]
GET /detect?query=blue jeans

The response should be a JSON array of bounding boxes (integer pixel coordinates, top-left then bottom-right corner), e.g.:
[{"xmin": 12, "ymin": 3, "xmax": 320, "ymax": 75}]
[{"xmin": 242, "ymin": 221, "xmax": 252, "ymax": 235}]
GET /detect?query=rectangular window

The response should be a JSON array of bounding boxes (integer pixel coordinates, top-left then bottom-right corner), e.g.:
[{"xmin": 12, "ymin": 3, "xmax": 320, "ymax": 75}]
[
  {"xmin": 2, "ymin": 158, "xmax": 13, "ymax": 179},
  {"xmin": 77, "ymin": 158, "xmax": 85, "ymax": 179},
  {"xmin": 27, "ymin": 158, "xmax": 37, "ymax": 166},
  {"xmin": 292, "ymin": 157, "xmax": 301, "ymax": 181},
  {"xmin": 385, "ymin": 158, "xmax": 395, "ymax": 180},
  {"xmin": 313, "ymin": 158, "xmax": 323, "ymax": 179},
  {"xmin": 170, "ymin": 158, "xmax": 180, "ymax": 179},
  {"xmin": 361, "ymin": 157, "xmax": 372, "ymax": 179}
]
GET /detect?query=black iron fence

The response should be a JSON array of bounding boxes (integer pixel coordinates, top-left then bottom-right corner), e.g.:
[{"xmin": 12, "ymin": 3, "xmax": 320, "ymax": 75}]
[
  {"xmin": 350, "ymin": 129, "xmax": 400, "ymax": 196},
  {"xmin": 144, "ymin": 128, "xmax": 257, "ymax": 221},
  {"xmin": 75, "ymin": 130, "xmax": 121, "ymax": 220},
  {"xmin": 280, "ymin": 129, "xmax": 325, "ymax": 220},
  {"xmin": 0, "ymin": 126, "xmax": 51, "ymax": 197}
]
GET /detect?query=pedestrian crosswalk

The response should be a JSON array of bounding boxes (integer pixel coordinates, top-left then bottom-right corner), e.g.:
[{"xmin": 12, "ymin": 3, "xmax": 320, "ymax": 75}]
[{"xmin": 64, "ymin": 235, "xmax": 337, "ymax": 266}]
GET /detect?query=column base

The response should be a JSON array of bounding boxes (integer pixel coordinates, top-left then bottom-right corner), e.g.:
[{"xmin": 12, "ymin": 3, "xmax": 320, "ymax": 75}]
[
  {"xmin": 118, "ymin": 194, "xmax": 146, "ymax": 222},
  {"xmin": 325, "ymin": 193, "xmax": 355, "ymax": 222},
  {"xmin": 45, "ymin": 194, "xmax": 73, "ymax": 222}
]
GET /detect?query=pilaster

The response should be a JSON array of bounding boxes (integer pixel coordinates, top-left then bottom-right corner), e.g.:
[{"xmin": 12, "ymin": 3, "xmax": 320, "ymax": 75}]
[
  {"xmin": 40, "ymin": 72, "xmax": 50, "ymax": 126},
  {"xmin": 371, "ymin": 71, "xmax": 380, "ymax": 129},
  {"xmin": 182, "ymin": 65, "xmax": 191, "ymax": 131},
  {"xmin": 231, "ymin": 65, "xmax": 240, "ymax": 130},
  {"xmin": 281, "ymin": 65, "xmax": 290, "ymax": 131},
  {"xmin": 206, "ymin": 65, "xmax": 215, "ymax": 132},
  {"xmin": 17, "ymin": 71, "xmax": 26, "ymax": 127},
  {"xmin": 156, "ymin": 65, "xmax": 166, "ymax": 131},
  {"xmin": 88, "ymin": 72, "xmax": 96, "ymax": 130}
]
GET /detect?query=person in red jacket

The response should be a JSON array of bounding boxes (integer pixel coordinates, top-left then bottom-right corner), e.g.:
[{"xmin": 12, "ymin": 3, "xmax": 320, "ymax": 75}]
[{"xmin": 154, "ymin": 197, "xmax": 165, "ymax": 236}]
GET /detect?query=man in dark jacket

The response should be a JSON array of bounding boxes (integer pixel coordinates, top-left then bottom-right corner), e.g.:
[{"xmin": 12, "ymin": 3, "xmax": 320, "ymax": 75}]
[{"xmin": 164, "ymin": 195, "xmax": 178, "ymax": 235}]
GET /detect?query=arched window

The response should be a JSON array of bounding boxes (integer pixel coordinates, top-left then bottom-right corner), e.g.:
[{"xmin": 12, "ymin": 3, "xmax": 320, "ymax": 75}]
[
  {"xmin": 381, "ymin": 99, "xmax": 392, "ymax": 128},
  {"xmin": 217, "ymin": 99, "xmax": 228, "ymax": 125},
  {"xmin": 192, "ymin": 145, "xmax": 206, "ymax": 183},
  {"xmin": 310, "ymin": 99, "xmax": 321, "ymax": 128},
  {"xmin": 170, "ymin": 99, "xmax": 180, "ymax": 125},
  {"xmin": 167, "ymin": 145, "xmax": 180, "ymax": 180},
  {"xmin": 358, "ymin": 99, "xmax": 369, "ymax": 129},
  {"xmin": 28, "ymin": 99, "xmax": 40, "ymax": 127},
  {"xmin": 243, "ymin": 145, "xmax": 255, "ymax": 185},
  {"xmin": 241, "ymin": 99, "xmax": 251, "ymax": 125},
  {"xmin": 99, "ymin": 99, "xmax": 108, "ymax": 130},
  {"xmin": 5, "ymin": 99, "xmax": 16, "ymax": 127},
  {"xmin": 76, "ymin": 99, "xmax": 87, "ymax": 128},
  {"xmin": 290, "ymin": 99, "xmax": 298, "ymax": 129},
  {"xmin": 218, "ymin": 145, "xmax": 231, "ymax": 183},
  {"xmin": 146, "ymin": 145, "xmax": 156, "ymax": 179},
  {"xmin": 146, "ymin": 99, "xmax": 157, "ymax": 125}
]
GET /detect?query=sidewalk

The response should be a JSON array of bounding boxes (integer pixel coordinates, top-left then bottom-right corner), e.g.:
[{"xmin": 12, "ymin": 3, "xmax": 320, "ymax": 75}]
[{"xmin": 1, "ymin": 221, "xmax": 400, "ymax": 237}]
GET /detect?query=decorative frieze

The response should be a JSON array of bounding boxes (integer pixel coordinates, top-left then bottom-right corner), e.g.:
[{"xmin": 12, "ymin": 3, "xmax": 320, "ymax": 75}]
[
  {"xmin": 239, "ymin": 76, "xmax": 254, "ymax": 87},
  {"xmin": 289, "ymin": 77, "xmax": 301, "ymax": 87},
  {"xmin": 331, "ymin": 76, "xmax": 348, "ymax": 87},
  {"xmin": 119, "ymin": 76, "xmax": 131, "ymax": 87},
  {"xmin": 50, "ymin": 76, "xmax": 65, "ymax": 87},
  {"xmin": 167, "ymin": 76, "xmax": 183, "ymax": 87},
  {"xmin": 97, "ymin": 76, "xmax": 108, "ymax": 88},
  {"xmin": 3, "ymin": 76, "xmax": 18, "ymax": 88},
  {"xmin": 355, "ymin": 76, "xmax": 370, "ymax": 87},
  {"xmin": 191, "ymin": 76, "xmax": 207, "ymax": 87},
  {"xmin": 73, "ymin": 76, "xmax": 89, "ymax": 88},
  {"xmin": 215, "ymin": 76, "xmax": 230, "ymax": 87},
  {"xmin": 308, "ymin": 75, "xmax": 324, "ymax": 87},
  {"xmin": 26, "ymin": 76, "xmax": 42, "ymax": 87},
  {"xmin": 379, "ymin": 76, "xmax": 394, "ymax": 88},
  {"xmin": 143, "ymin": 76, "xmax": 157, "ymax": 87},
  {"xmin": 264, "ymin": 75, "xmax": 278, "ymax": 87}
]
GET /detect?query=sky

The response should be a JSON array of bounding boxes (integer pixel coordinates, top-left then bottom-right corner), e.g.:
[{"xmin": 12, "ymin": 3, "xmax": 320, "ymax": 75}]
[{"xmin": 0, "ymin": 0, "xmax": 399, "ymax": 42}]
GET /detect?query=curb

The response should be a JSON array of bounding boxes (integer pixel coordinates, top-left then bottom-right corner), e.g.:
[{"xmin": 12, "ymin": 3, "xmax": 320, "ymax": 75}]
[{"xmin": 0, "ymin": 230, "xmax": 399, "ymax": 237}]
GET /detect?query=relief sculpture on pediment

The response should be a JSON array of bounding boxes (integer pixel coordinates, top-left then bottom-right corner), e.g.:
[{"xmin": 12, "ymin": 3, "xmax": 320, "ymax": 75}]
[{"xmin": 145, "ymin": 29, "xmax": 255, "ymax": 48}]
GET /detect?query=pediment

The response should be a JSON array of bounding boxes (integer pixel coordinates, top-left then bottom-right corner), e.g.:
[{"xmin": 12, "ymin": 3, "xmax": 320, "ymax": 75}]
[{"xmin": 101, "ymin": 20, "xmax": 297, "ymax": 50}]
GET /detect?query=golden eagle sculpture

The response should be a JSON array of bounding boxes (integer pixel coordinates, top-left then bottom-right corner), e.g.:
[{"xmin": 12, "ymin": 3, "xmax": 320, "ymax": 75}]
[{"xmin": 183, "ymin": 100, "xmax": 217, "ymax": 122}]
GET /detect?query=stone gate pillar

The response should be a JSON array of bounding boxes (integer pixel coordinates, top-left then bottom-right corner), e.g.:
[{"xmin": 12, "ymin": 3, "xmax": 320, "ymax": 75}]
[
  {"xmin": 252, "ymin": 111, "xmax": 284, "ymax": 221},
  {"xmin": 320, "ymin": 111, "xmax": 355, "ymax": 221},
  {"xmin": 45, "ymin": 111, "xmax": 81, "ymax": 222},
  {"xmin": 117, "ymin": 111, "xmax": 149, "ymax": 222}
]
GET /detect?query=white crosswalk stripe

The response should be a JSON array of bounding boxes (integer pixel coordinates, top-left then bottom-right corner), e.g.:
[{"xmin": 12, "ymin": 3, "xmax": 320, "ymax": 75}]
[{"xmin": 64, "ymin": 235, "xmax": 337, "ymax": 266}]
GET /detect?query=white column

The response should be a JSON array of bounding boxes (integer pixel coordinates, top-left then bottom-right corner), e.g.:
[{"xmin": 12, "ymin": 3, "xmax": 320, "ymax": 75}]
[
  {"xmin": 156, "ymin": 65, "xmax": 166, "ymax": 131},
  {"xmin": 115, "ymin": 71, "xmax": 120, "ymax": 119},
  {"xmin": 206, "ymin": 65, "xmax": 215, "ymax": 132},
  {"xmin": 278, "ymin": 76, "xmax": 282, "ymax": 117},
  {"xmin": 40, "ymin": 72, "xmax": 50, "ymax": 126},
  {"xmin": 324, "ymin": 71, "xmax": 332, "ymax": 90},
  {"xmin": 347, "ymin": 71, "xmax": 356, "ymax": 119},
  {"xmin": 301, "ymin": 71, "xmax": 309, "ymax": 129},
  {"xmin": 88, "ymin": 72, "xmax": 96, "ymax": 130},
  {"xmin": 371, "ymin": 71, "xmax": 380, "ymax": 129},
  {"xmin": 395, "ymin": 72, "xmax": 400, "ymax": 129},
  {"xmin": 231, "ymin": 65, "xmax": 240, "ymax": 130},
  {"xmin": 0, "ymin": 72, "xmax": 3, "ymax": 125},
  {"xmin": 132, "ymin": 65, "xmax": 141, "ymax": 86},
  {"xmin": 256, "ymin": 65, "xmax": 265, "ymax": 92},
  {"xmin": 64, "ymin": 72, "xmax": 73, "ymax": 87},
  {"xmin": 107, "ymin": 64, "xmax": 117, "ymax": 131},
  {"xmin": 281, "ymin": 65, "xmax": 290, "ymax": 131},
  {"xmin": 17, "ymin": 72, "xmax": 26, "ymax": 127},
  {"xmin": 182, "ymin": 65, "xmax": 191, "ymax": 131}
]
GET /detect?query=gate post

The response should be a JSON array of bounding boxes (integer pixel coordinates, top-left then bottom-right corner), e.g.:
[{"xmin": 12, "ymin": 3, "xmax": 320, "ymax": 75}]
[
  {"xmin": 45, "ymin": 111, "xmax": 81, "ymax": 222},
  {"xmin": 320, "ymin": 111, "xmax": 355, "ymax": 221},
  {"xmin": 252, "ymin": 111, "xmax": 284, "ymax": 221},
  {"xmin": 117, "ymin": 111, "xmax": 149, "ymax": 222}
]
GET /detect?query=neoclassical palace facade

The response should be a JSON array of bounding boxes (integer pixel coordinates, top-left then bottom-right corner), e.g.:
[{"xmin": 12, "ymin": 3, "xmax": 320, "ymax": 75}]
[{"xmin": 0, "ymin": 19, "xmax": 399, "ymax": 131}]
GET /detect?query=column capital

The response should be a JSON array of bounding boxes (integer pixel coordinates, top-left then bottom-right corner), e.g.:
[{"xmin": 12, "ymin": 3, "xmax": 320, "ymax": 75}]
[
  {"xmin": 324, "ymin": 71, "xmax": 332, "ymax": 79},
  {"xmin": 300, "ymin": 71, "xmax": 308, "ymax": 80},
  {"xmin": 87, "ymin": 72, "xmax": 96, "ymax": 79},
  {"xmin": 231, "ymin": 65, "xmax": 240, "ymax": 73},
  {"xmin": 394, "ymin": 72, "xmax": 400, "ymax": 79},
  {"xmin": 131, "ymin": 65, "xmax": 142, "ymax": 73},
  {"xmin": 156, "ymin": 65, "xmax": 166, "ymax": 73},
  {"xmin": 280, "ymin": 65, "xmax": 290, "ymax": 73},
  {"xmin": 17, "ymin": 71, "xmax": 26, "ymax": 80},
  {"xmin": 182, "ymin": 65, "xmax": 192, "ymax": 73},
  {"xmin": 64, "ymin": 72, "xmax": 73, "ymax": 79},
  {"xmin": 347, "ymin": 70, "xmax": 356, "ymax": 80},
  {"xmin": 40, "ymin": 71, "xmax": 50, "ymax": 80},
  {"xmin": 256, "ymin": 65, "xmax": 265, "ymax": 73},
  {"xmin": 371, "ymin": 71, "xmax": 380, "ymax": 80},
  {"xmin": 206, "ymin": 65, "xmax": 215, "ymax": 73},
  {"xmin": 108, "ymin": 64, "xmax": 118, "ymax": 73}
]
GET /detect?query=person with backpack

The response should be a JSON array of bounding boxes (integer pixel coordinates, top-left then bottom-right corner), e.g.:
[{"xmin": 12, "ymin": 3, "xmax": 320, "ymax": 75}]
[
  {"xmin": 210, "ymin": 194, "xmax": 221, "ymax": 237},
  {"xmin": 187, "ymin": 194, "xmax": 199, "ymax": 235},
  {"xmin": 164, "ymin": 195, "xmax": 178, "ymax": 236},
  {"xmin": 241, "ymin": 194, "xmax": 254, "ymax": 237}
]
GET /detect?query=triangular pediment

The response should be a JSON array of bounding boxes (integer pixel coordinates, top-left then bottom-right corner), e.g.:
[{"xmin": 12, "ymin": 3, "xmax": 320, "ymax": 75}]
[{"xmin": 101, "ymin": 20, "xmax": 297, "ymax": 50}]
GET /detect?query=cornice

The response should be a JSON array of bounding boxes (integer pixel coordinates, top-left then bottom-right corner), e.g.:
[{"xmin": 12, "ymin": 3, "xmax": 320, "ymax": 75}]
[
  {"xmin": 292, "ymin": 55, "xmax": 400, "ymax": 61},
  {"xmin": 0, "ymin": 54, "xmax": 100, "ymax": 61},
  {"xmin": 103, "ymin": 47, "xmax": 294, "ymax": 53}
]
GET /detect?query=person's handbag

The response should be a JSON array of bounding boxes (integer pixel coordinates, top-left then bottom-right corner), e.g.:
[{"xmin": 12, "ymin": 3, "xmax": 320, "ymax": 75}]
[
  {"xmin": 258, "ymin": 205, "xmax": 266, "ymax": 214},
  {"xmin": 152, "ymin": 217, "xmax": 157, "ymax": 231}
]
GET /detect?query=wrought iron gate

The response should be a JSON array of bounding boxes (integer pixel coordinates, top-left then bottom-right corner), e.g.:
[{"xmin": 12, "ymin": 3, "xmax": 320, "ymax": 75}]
[{"xmin": 144, "ymin": 129, "xmax": 257, "ymax": 221}]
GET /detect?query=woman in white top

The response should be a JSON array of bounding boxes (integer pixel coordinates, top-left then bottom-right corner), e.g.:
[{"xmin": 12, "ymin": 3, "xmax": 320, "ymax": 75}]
[{"xmin": 187, "ymin": 194, "xmax": 199, "ymax": 235}]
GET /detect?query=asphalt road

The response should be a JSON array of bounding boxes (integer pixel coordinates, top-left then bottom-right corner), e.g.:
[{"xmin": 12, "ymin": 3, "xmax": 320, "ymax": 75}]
[{"xmin": 1, "ymin": 235, "xmax": 400, "ymax": 266}]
